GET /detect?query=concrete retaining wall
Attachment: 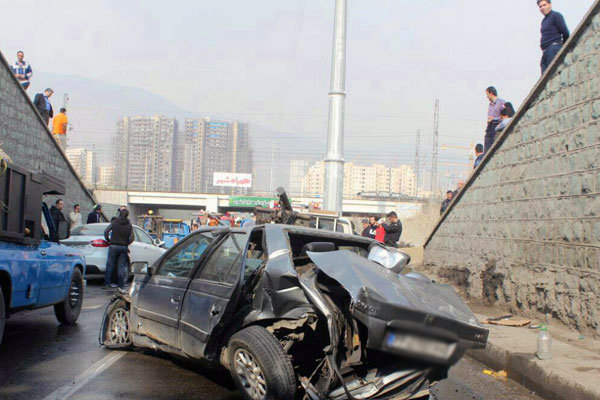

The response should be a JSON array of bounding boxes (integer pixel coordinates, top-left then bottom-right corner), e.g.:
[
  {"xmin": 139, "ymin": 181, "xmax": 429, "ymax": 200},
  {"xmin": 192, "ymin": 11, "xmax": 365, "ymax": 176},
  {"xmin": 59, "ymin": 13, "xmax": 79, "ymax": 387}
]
[
  {"xmin": 0, "ymin": 50, "xmax": 96, "ymax": 214},
  {"xmin": 424, "ymin": 4, "xmax": 600, "ymax": 333}
]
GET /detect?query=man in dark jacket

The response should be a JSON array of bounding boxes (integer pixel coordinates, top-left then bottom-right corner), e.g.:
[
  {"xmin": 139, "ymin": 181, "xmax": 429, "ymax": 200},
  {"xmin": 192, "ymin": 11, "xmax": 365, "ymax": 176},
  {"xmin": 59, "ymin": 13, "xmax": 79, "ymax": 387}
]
[
  {"xmin": 33, "ymin": 88, "xmax": 54, "ymax": 125},
  {"xmin": 538, "ymin": 0, "xmax": 570, "ymax": 74},
  {"xmin": 382, "ymin": 211, "xmax": 402, "ymax": 248},
  {"xmin": 361, "ymin": 219, "xmax": 375, "ymax": 238},
  {"xmin": 49, "ymin": 199, "xmax": 68, "ymax": 237},
  {"xmin": 104, "ymin": 208, "xmax": 134, "ymax": 290},
  {"xmin": 440, "ymin": 191, "xmax": 453, "ymax": 215},
  {"xmin": 87, "ymin": 204, "xmax": 102, "ymax": 224}
]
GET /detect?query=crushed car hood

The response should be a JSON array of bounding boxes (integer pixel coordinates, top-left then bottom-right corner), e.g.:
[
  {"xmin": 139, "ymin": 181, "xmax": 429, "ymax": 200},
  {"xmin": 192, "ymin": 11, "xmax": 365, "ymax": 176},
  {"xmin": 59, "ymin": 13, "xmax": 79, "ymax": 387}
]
[{"xmin": 307, "ymin": 250, "xmax": 482, "ymax": 328}]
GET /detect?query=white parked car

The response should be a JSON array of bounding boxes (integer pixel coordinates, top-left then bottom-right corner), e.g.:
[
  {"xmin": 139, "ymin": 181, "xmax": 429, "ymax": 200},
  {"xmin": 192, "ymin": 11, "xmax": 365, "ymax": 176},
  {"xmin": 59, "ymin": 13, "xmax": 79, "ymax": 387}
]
[{"xmin": 63, "ymin": 223, "xmax": 166, "ymax": 278}]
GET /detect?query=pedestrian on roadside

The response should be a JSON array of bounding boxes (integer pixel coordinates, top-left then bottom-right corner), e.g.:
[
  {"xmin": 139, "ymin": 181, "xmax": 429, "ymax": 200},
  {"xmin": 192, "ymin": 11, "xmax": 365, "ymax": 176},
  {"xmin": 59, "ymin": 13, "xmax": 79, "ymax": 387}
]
[
  {"xmin": 104, "ymin": 208, "xmax": 134, "ymax": 290},
  {"xmin": 440, "ymin": 191, "xmax": 453, "ymax": 215},
  {"xmin": 51, "ymin": 108, "xmax": 68, "ymax": 150},
  {"xmin": 538, "ymin": 0, "xmax": 570, "ymax": 74},
  {"xmin": 11, "ymin": 51, "xmax": 33, "ymax": 90},
  {"xmin": 374, "ymin": 218, "xmax": 386, "ymax": 243},
  {"xmin": 69, "ymin": 204, "xmax": 82, "ymax": 230},
  {"xmin": 453, "ymin": 180, "xmax": 464, "ymax": 198},
  {"xmin": 474, "ymin": 144, "xmax": 484, "ymax": 169},
  {"xmin": 87, "ymin": 204, "xmax": 102, "ymax": 224},
  {"xmin": 368, "ymin": 216, "xmax": 378, "ymax": 238},
  {"xmin": 361, "ymin": 219, "xmax": 374, "ymax": 238},
  {"xmin": 484, "ymin": 86, "xmax": 506, "ymax": 154},
  {"xmin": 33, "ymin": 88, "xmax": 54, "ymax": 126},
  {"xmin": 382, "ymin": 211, "xmax": 402, "ymax": 248},
  {"xmin": 50, "ymin": 199, "xmax": 68, "ymax": 236}
]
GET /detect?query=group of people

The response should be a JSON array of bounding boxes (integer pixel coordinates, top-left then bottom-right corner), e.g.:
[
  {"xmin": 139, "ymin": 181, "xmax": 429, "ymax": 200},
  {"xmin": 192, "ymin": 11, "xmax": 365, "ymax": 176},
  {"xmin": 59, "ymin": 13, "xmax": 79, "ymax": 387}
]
[
  {"xmin": 440, "ymin": 181, "xmax": 465, "ymax": 215},
  {"xmin": 48, "ymin": 200, "xmax": 104, "ymax": 234},
  {"xmin": 11, "ymin": 51, "xmax": 70, "ymax": 150},
  {"xmin": 360, "ymin": 211, "xmax": 403, "ymax": 248}
]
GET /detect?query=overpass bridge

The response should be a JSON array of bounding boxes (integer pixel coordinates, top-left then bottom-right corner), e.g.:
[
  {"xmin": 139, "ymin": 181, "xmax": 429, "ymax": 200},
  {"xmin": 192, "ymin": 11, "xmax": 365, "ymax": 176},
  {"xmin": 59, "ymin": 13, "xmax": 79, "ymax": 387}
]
[{"xmin": 92, "ymin": 189, "xmax": 424, "ymax": 219}]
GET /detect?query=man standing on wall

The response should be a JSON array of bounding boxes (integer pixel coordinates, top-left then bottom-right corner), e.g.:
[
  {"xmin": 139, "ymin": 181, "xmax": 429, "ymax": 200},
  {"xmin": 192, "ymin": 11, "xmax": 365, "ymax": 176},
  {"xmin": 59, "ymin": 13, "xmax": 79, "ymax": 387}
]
[
  {"xmin": 484, "ymin": 86, "xmax": 506, "ymax": 153},
  {"xmin": 538, "ymin": 0, "xmax": 570, "ymax": 74},
  {"xmin": 33, "ymin": 88, "xmax": 54, "ymax": 126},
  {"xmin": 52, "ymin": 108, "xmax": 69, "ymax": 150},
  {"xmin": 11, "ymin": 51, "xmax": 33, "ymax": 90}
]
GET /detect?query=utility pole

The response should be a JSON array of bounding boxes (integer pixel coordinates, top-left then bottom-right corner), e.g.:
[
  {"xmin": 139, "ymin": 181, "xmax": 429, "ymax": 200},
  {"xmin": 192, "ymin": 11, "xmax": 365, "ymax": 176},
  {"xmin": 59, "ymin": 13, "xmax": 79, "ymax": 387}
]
[
  {"xmin": 431, "ymin": 100, "xmax": 439, "ymax": 199},
  {"xmin": 414, "ymin": 129, "xmax": 420, "ymax": 197},
  {"xmin": 62, "ymin": 93, "xmax": 69, "ymax": 109},
  {"xmin": 323, "ymin": 0, "xmax": 347, "ymax": 212}
]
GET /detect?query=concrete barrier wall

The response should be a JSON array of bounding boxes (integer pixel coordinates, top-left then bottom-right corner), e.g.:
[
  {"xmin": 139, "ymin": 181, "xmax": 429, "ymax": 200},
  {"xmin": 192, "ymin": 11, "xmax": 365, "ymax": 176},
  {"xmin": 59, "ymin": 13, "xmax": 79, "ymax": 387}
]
[
  {"xmin": 424, "ymin": 5, "xmax": 600, "ymax": 333},
  {"xmin": 0, "ymin": 50, "xmax": 96, "ymax": 214}
]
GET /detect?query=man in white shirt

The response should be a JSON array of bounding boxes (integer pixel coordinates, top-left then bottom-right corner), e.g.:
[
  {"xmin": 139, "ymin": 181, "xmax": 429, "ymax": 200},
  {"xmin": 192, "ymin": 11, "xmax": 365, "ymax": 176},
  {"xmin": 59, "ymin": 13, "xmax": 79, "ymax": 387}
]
[{"xmin": 69, "ymin": 204, "xmax": 83, "ymax": 230}]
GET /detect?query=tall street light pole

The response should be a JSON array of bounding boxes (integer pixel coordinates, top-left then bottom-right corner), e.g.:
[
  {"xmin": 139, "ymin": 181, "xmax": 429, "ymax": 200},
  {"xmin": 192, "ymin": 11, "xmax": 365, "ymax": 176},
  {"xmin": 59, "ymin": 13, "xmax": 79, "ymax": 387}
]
[{"xmin": 323, "ymin": 0, "xmax": 347, "ymax": 212}]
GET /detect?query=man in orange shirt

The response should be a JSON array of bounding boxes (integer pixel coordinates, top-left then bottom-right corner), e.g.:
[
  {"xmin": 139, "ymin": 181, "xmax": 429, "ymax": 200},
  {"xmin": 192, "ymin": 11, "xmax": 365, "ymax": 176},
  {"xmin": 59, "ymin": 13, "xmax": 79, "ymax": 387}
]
[{"xmin": 52, "ymin": 108, "xmax": 68, "ymax": 150}]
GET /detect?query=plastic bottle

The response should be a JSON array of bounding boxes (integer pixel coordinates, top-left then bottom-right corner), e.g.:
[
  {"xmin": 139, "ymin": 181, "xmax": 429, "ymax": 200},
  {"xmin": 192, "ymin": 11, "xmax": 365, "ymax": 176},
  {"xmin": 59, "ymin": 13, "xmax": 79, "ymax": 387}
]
[{"xmin": 536, "ymin": 324, "xmax": 552, "ymax": 360}]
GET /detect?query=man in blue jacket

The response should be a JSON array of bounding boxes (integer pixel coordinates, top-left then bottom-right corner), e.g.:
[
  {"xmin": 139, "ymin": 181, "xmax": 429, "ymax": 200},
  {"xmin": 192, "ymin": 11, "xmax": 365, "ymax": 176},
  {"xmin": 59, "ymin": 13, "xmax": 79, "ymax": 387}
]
[
  {"xmin": 538, "ymin": 0, "xmax": 570, "ymax": 74},
  {"xmin": 11, "ymin": 51, "xmax": 33, "ymax": 90}
]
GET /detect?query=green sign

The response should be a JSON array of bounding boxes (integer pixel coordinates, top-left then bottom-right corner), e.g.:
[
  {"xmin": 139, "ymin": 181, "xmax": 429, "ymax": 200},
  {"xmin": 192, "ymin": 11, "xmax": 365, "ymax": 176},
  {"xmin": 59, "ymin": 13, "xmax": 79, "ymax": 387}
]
[{"xmin": 229, "ymin": 196, "xmax": 277, "ymax": 208}]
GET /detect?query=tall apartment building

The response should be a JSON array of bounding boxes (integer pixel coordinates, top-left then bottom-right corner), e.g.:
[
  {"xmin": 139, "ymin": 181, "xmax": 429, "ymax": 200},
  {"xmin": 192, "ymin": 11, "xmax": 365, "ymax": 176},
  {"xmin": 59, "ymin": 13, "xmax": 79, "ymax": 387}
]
[
  {"xmin": 289, "ymin": 159, "xmax": 311, "ymax": 196},
  {"xmin": 303, "ymin": 161, "xmax": 417, "ymax": 198},
  {"xmin": 66, "ymin": 148, "xmax": 97, "ymax": 187},
  {"xmin": 98, "ymin": 166, "xmax": 116, "ymax": 188},
  {"xmin": 114, "ymin": 115, "xmax": 177, "ymax": 191},
  {"xmin": 182, "ymin": 118, "xmax": 252, "ymax": 194}
]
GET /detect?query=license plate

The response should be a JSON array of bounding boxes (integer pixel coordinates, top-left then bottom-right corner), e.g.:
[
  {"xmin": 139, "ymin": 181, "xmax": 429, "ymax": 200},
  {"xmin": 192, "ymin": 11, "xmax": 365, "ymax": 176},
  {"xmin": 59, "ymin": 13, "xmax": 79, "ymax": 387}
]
[{"xmin": 386, "ymin": 332, "xmax": 455, "ymax": 360}]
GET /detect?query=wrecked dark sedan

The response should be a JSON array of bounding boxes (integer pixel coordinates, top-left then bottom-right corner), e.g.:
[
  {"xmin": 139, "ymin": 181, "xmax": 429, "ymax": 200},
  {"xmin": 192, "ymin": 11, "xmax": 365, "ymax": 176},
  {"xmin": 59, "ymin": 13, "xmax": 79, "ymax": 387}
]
[{"xmin": 99, "ymin": 224, "xmax": 488, "ymax": 400}]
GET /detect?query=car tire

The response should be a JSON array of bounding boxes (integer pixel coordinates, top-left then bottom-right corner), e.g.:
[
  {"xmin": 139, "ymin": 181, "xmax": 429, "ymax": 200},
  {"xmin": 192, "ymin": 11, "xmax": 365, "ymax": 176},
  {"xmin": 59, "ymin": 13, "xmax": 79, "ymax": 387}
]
[
  {"xmin": 228, "ymin": 325, "xmax": 296, "ymax": 400},
  {"xmin": 0, "ymin": 285, "xmax": 5, "ymax": 345},
  {"xmin": 54, "ymin": 268, "xmax": 84, "ymax": 325},
  {"xmin": 102, "ymin": 299, "xmax": 133, "ymax": 350}
]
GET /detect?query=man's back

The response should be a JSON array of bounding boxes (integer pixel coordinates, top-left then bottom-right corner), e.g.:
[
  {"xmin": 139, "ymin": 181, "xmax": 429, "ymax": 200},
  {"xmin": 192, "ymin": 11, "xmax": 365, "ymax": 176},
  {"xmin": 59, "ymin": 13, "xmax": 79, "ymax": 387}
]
[{"xmin": 104, "ymin": 217, "xmax": 134, "ymax": 246}]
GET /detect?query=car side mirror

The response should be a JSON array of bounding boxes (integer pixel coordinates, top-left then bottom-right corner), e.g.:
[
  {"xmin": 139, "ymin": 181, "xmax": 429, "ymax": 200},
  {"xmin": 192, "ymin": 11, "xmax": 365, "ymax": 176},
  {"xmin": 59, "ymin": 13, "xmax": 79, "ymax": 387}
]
[
  {"xmin": 154, "ymin": 239, "xmax": 166, "ymax": 248},
  {"xmin": 131, "ymin": 261, "xmax": 149, "ymax": 275},
  {"xmin": 57, "ymin": 221, "xmax": 69, "ymax": 240}
]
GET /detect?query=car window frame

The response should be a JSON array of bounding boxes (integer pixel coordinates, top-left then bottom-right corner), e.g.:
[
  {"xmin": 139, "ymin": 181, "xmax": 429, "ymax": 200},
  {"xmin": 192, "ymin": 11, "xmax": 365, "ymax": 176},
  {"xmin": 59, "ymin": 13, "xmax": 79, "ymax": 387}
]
[
  {"xmin": 154, "ymin": 230, "xmax": 223, "ymax": 279},
  {"xmin": 134, "ymin": 227, "xmax": 154, "ymax": 245},
  {"xmin": 192, "ymin": 232, "xmax": 248, "ymax": 286}
]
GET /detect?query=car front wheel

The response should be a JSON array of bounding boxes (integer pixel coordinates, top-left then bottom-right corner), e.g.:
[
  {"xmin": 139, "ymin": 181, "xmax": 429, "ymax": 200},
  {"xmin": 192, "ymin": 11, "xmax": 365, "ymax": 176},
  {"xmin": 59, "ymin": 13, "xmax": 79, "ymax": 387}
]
[
  {"xmin": 101, "ymin": 299, "xmax": 133, "ymax": 350},
  {"xmin": 228, "ymin": 325, "xmax": 296, "ymax": 400},
  {"xmin": 54, "ymin": 268, "xmax": 84, "ymax": 324}
]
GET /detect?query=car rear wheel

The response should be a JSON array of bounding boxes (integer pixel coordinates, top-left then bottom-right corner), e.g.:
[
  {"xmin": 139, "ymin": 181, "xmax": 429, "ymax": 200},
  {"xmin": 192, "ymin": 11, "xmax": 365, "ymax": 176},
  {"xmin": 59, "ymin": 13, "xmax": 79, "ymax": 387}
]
[
  {"xmin": 0, "ymin": 285, "xmax": 5, "ymax": 345},
  {"xmin": 102, "ymin": 299, "xmax": 132, "ymax": 350},
  {"xmin": 228, "ymin": 325, "xmax": 296, "ymax": 400},
  {"xmin": 54, "ymin": 268, "xmax": 84, "ymax": 324}
]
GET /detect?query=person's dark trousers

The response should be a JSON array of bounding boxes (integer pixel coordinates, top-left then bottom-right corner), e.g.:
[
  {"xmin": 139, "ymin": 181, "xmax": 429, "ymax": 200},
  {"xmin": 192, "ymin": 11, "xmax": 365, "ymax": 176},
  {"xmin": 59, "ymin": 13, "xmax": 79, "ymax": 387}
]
[
  {"xmin": 105, "ymin": 245, "xmax": 129, "ymax": 288},
  {"xmin": 541, "ymin": 43, "xmax": 562, "ymax": 74},
  {"xmin": 484, "ymin": 120, "xmax": 500, "ymax": 154}
]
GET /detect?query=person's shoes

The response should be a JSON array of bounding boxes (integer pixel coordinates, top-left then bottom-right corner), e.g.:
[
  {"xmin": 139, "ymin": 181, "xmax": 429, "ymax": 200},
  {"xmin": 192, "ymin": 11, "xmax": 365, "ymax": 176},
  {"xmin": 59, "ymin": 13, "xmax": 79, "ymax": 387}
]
[
  {"xmin": 101, "ymin": 285, "xmax": 111, "ymax": 290},
  {"xmin": 109, "ymin": 283, "xmax": 118, "ymax": 288}
]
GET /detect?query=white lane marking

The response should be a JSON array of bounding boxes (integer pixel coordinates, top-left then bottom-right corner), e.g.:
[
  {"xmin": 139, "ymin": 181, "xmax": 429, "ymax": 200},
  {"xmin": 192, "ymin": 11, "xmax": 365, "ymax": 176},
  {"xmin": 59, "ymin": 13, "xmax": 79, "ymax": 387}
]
[
  {"xmin": 82, "ymin": 304, "xmax": 103, "ymax": 310},
  {"xmin": 41, "ymin": 351, "xmax": 126, "ymax": 400}
]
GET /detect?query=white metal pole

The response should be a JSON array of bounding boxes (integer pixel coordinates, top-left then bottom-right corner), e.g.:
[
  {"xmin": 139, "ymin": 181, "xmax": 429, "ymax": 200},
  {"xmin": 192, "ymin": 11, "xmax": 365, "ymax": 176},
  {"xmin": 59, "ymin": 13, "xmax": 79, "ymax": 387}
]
[{"xmin": 323, "ymin": 0, "xmax": 347, "ymax": 212}]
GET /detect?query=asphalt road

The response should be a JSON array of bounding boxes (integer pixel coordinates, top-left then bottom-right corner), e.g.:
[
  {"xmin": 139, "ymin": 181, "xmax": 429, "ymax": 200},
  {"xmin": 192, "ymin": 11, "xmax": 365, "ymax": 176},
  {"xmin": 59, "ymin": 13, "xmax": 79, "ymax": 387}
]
[{"xmin": 0, "ymin": 282, "xmax": 544, "ymax": 400}]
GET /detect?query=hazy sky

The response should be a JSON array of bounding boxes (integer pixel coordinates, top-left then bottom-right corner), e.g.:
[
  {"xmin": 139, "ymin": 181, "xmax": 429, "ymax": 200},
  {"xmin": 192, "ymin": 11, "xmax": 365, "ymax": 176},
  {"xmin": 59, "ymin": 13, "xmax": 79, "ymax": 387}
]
[{"xmin": 0, "ymin": 0, "xmax": 593, "ymax": 174}]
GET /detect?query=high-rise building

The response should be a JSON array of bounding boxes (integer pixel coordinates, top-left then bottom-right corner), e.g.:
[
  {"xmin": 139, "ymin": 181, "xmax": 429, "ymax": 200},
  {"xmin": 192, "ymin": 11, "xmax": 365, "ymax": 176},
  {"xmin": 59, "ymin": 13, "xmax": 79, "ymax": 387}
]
[
  {"xmin": 98, "ymin": 166, "xmax": 116, "ymax": 188},
  {"xmin": 303, "ymin": 161, "xmax": 417, "ymax": 198},
  {"xmin": 66, "ymin": 147, "xmax": 97, "ymax": 187},
  {"xmin": 182, "ymin": 118, "xmax": 252, "ymax": 194},
  {"xmin": 114, "ymin": 115, "xmax": 177, "ymax": 191},
  {"xmin": 289, "ymin": 159, "xmax": 311, "ymax": 196}
]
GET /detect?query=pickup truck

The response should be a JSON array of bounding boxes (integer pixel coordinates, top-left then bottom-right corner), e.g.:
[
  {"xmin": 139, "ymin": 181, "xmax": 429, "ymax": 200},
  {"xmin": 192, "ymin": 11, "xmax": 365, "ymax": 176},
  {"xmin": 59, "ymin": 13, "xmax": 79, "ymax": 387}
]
[{"xmin": 0, "ymin": 163, "xmax": 86, "ymax": 345}]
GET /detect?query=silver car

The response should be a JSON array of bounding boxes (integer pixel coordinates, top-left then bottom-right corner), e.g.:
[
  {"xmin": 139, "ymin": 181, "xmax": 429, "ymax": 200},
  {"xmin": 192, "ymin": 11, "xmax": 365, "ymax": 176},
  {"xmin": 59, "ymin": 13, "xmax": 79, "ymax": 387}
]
[{"xmin": 62, "ymin": 223, "xmax": 166, "ymax": 278}]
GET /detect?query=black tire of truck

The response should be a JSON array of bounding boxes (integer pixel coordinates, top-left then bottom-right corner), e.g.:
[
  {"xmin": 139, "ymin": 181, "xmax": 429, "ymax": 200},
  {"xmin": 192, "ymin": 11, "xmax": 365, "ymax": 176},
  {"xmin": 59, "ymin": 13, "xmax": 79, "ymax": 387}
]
[
  {"xmin": 54, "ymin": 268, "xmax": 84, "ymax": 325},
  {"xmin": 228, "ymin": 325, "xmax": 297, "ymax": 400},
  {"xmin": 101, "ymin": 298, "xmax": 133, "ymax": 350},
  {"xmin": 0, "ymin": 285, "xmax": 5, "ymax": 345}
]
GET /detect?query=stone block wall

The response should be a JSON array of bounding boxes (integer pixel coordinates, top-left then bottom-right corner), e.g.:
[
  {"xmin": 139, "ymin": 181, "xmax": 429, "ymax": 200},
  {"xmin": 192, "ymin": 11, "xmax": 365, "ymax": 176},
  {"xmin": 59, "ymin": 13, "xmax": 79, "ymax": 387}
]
[
  {"xmin": 0, "ymin": 50, "xmax": 96, "ymax": 215},
  {"xmin": 424, "ymin": 6, "xmax": 600, "ymax": 333}
]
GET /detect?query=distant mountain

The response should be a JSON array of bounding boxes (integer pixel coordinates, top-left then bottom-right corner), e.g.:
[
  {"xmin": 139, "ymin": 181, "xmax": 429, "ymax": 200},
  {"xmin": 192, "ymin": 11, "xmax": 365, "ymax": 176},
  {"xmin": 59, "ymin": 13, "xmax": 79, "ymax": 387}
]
[{"xmin": 26, "ymin": 72, "xmax": 320, "ymax": 192}]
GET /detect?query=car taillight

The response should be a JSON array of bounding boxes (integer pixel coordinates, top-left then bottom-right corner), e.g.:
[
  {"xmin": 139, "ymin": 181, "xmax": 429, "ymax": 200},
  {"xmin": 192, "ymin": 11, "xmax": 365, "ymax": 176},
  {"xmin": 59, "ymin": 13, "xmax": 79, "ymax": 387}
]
[{"xmin": 90, "ymin": 239, "xmax": 109, "ymax": 247}]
